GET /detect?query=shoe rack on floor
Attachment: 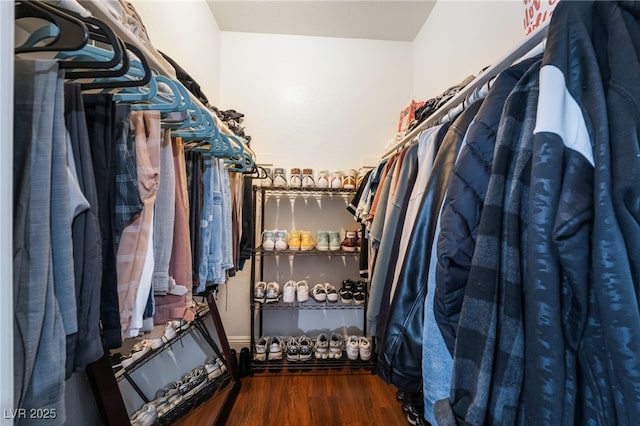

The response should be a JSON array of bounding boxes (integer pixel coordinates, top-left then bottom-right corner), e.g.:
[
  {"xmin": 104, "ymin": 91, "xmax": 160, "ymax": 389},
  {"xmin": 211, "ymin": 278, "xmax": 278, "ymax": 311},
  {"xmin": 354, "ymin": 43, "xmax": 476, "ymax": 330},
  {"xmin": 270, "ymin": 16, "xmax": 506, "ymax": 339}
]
[
  {"xmin": 88, "ymin": 292, "xmax": 241, "ymax": 425},
  {"xmin": 250, "ymin": 185, "xmax": 375, "ymax": 374}
]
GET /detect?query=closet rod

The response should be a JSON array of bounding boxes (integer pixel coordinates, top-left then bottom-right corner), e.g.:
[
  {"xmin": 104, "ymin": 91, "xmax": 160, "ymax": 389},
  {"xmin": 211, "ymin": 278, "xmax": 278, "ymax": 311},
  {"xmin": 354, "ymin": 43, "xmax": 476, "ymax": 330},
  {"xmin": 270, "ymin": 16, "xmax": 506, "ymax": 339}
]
[
  {"xmin": 381, "ymin": 22, "xmax": 549, "ymax": 159},
  {"xmin": 79, "ymin": 0, "xmax": 248, "ymax": 144}
]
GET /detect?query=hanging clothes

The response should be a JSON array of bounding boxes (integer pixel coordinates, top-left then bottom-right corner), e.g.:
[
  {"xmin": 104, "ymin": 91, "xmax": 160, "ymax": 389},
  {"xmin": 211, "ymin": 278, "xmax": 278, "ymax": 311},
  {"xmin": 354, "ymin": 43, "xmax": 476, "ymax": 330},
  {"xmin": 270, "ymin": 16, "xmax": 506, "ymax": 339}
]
[{"xmin": 376, "ymin": 99, "xmax": 483, "ymax": 392}]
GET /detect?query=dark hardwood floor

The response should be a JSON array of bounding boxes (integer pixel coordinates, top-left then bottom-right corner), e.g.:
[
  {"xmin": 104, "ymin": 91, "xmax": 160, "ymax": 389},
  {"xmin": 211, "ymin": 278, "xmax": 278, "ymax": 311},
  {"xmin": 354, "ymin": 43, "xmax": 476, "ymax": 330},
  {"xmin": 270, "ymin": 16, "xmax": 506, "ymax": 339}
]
[{"xmin": 224, "ymin": 373, "xmax": 408, "ymax": 426}]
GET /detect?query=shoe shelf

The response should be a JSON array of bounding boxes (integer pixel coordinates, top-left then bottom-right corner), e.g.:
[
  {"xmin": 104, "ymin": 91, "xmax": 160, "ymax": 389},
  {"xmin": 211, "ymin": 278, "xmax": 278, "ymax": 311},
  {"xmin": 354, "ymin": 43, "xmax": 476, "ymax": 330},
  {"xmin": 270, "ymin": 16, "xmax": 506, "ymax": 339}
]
[
  {"xmin": 113, "ymin": 304, "xmax": 212, "ymax": 380},
  {"xmin": 250, "ymin": 356, "xmax": 375, "ymax": 373},
  {"xmin": 253, "ymin": 300, "xmax": 365, "ymax": 311},
  {"xmin": 254, "ymin": 185, "xmax": 357, "ymax": 197},
  {"xmin": 253, "ymin": 246, "xmax": 360, "ymax": 256},
  {"xmin": 250, "ymin": 179, "xmax": 372, "ymax": 376}
]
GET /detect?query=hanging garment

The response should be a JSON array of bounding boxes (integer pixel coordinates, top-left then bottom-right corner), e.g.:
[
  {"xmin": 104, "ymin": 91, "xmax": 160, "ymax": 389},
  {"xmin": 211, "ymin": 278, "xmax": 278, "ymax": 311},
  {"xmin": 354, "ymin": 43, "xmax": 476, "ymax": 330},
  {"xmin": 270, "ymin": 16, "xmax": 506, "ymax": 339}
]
[
  {"xmin": 434, "ymin": 54, "xmax": 542, "ymax": 355},
  {"xmin": 117, "ymin": 110, "xmax": 161, "ymax": 339},
  {"xmin": 13, "ymin": 58, "xmax": 71, "ymax": 423},
  {"xmin": 63, "ymin": 83, "xmax": 104, "ymax": 374},
  {"xmin": 367, "ymin": 144, "xmax": 419, "ymax": 336},
  {"xmin": 434, "ymin": 60, "xmax": 542, "ymax": 426},
  {"xmin": 153, "ymin": 130, "xmax": 178, "ymax": 296},
  {"xmin": 238, "ymin": 174, "xmax": 254, "ymax": 271},
  {"xmin": 525, "ymin": 1, "xmax": 640, "ymax": 424},
  {"xmin": 376, "ymin": 99, "xmax": 482, "ymax": 392}
]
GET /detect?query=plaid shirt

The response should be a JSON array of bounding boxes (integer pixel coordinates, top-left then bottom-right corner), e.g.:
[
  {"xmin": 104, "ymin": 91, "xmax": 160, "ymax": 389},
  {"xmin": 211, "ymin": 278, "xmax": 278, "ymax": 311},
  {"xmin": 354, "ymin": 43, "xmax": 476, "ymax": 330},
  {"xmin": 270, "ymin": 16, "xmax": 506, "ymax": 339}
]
[{"xmin": 435, "ymin": 60, "xmax": 542, "ymax": 426}]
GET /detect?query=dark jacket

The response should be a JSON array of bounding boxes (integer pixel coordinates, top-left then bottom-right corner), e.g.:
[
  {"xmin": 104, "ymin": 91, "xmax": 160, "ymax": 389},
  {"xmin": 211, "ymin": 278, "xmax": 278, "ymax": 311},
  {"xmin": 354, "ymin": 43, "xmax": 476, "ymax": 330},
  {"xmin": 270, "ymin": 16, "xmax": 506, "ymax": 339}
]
[
  {"xmin": 376, "ymin": 99, "xmax": 482, "ymax": 392},
  {"xmin": 525, "ymin": 2, "xmax": 640, "ymax": 425},
  {"xmin": 434, "ymin": 55, "xmax": 542, "ymax": 355}
]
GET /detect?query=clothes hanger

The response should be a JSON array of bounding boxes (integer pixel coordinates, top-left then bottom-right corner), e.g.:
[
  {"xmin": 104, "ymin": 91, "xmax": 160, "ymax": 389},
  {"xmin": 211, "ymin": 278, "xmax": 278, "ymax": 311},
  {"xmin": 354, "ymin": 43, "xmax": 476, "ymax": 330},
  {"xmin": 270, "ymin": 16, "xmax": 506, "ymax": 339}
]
[
  {"xmin": 77, "ymin": 41, "xmax": 152, "ymax": 90},
  {"xmin": 15, "ymin": 0, "xmax": 88, "ymax": 54}
]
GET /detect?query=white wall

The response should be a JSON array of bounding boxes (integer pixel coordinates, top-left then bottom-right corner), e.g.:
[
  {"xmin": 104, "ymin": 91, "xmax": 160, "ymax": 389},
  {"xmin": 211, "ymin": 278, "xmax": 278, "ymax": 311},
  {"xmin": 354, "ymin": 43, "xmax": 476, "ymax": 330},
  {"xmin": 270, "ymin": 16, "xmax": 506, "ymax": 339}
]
[
  {"xmin": 131, "ymin": 0, "xmax": 222, "ymax": 103},
  {"xmin": 413, "ymin": 0, "xmax": 525, "ymax": 100},
  {"xmin": 220, "ymin": 32, "xmax": 413, "ymax": 169}
]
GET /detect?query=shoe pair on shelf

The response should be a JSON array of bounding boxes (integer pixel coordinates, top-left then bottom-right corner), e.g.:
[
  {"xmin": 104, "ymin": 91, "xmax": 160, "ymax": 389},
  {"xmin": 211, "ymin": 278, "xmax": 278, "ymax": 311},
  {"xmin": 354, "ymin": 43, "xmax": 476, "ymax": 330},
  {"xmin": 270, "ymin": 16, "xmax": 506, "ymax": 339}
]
[
  {"xmin": 310, "ymin": 283, "xmax": 339, "ymax": 303},
  {"xmin": 345, "ymin": 335, "xmax": 373, "ymax": 361},
  {"xmin": 254, "ymin": 336, "xmax": 284, "ymax": 361},
  {"xmin": 261, "ymin": 230, "xmax": 288, "ymax": 251},
  {"xmin": 286, "ymin": 335, "xmax": 313, "ymax": 361},
  {"xmin": 289, "ymin": 168, "xmax": 316, "ymax": 188},
  {"xmin": 120, "ymin": 322, "xmax": 180, "ymax": 369},
  {"xmin": 316, "ymin": 231, "xmax": 341, "ymax": 251},
  {"xmin": 341, "ymin": 230, "xmax": 363, "ymax": 252},
  {"xmin": 254, "ymin": 281, "xmax": 281, "ymax": 304},
  {"xmin": 289, "ymin": 230, "xmax": 315, "ymax": 251},
  {"xmin": 283, "ymin": 280, "xmax": 309, "ymax": 303},
  {"xmin": 339, "ymin": 279, "xmax": 366, "ymax": 305}
]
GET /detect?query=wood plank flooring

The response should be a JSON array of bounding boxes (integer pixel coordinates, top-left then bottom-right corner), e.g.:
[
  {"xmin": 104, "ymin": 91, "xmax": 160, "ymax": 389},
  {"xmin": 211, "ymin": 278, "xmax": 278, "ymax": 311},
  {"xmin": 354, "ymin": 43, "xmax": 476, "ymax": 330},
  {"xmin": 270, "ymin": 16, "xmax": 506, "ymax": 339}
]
[{"xmin": 224, "ymin": 373, "xmax": 407, "ymax": 426}]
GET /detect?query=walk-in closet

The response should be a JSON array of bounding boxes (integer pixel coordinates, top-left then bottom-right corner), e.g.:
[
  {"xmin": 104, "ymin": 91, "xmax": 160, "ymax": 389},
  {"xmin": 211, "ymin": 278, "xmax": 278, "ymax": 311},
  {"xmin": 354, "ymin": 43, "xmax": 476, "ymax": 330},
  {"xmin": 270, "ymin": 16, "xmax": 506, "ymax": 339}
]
[{"xmin": 5, "ymin": 0, "xmax": 640, "ymax": 425}]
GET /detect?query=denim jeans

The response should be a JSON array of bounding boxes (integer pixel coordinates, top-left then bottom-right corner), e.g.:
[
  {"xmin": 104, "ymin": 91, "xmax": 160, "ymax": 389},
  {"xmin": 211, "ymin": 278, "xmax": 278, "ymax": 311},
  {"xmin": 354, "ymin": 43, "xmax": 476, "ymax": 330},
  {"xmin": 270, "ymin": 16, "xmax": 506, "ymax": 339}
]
[{"xmin": 197, "ymin": 157, "xmax": 215, "ymax": 293}]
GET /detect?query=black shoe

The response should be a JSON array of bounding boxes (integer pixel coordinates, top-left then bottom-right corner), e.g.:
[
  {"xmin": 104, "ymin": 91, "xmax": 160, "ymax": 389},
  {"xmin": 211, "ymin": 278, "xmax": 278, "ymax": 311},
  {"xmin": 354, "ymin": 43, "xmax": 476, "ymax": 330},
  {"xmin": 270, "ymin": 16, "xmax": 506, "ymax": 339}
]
[
  {"xmin": 239, "ymin": 347, "xmax": 250, "ymax": 378},
  {"xmin": 396, "ymin": 390, "xmax": 409, "ymax": 402}
]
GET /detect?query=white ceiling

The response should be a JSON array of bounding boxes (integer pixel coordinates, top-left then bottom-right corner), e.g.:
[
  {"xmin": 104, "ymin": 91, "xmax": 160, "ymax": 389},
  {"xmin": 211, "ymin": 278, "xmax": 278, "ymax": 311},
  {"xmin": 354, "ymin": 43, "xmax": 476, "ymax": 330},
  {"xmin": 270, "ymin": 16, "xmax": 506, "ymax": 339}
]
[{"xmin": 206, "ymin": 1, "xmax": 437, "ymax": 42}]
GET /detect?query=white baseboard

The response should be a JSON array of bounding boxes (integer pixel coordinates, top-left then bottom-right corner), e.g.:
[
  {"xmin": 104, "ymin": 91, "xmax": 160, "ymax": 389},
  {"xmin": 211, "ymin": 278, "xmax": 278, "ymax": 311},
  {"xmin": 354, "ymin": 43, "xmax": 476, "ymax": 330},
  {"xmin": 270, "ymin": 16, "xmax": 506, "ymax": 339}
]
[{"xmin": 227, "ymin": 336, "xmax": 252, "ymax": 350}]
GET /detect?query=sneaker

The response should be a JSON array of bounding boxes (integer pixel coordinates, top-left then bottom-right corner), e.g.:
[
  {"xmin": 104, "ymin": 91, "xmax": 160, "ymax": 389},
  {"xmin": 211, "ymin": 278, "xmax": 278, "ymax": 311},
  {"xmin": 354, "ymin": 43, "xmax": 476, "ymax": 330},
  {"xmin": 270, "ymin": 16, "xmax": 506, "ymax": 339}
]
[
  {"xmin": 286, "ymin": 336, "xmax": 299, "ymax": 362},
  {"xmin": 298, "ymin": 335, "xmax": 313, "ymax": 361},
  {"xmin": 261, "ymin": 230, "xmax": 275, "ymax": 251},
  {"xmin": 359, "ymin": 336, "xmax": 372, "ymax": 361},
  {"xmin": 317, "ymin": 170, "xmax": 330, "ymax": 188},
  {"xmin": 265, "ymin": 282, "xmax": 280, "ymax": 303},
  {"xmin": 290, "ymin": 168, "xmax": 302, "ymax": 188},
  {"xmin": 296, "ymin": 280, "xmax": 309, "ymax": 303},
  {"xmin": 315, "ymin": 333, "xmax": 329, "ymax": 359},
  {"xmin": 263, "ymin": 167, "xmax": 274, "ymax": 187},
  {"xmin": 330, "ymin": 171, "xmax": 343, "ymax": 189},
  {"xmin": 341, "ymin": 230, "xmax": 358, "ymax": 252},
  {"xmin": 328, "ymin": 231, "xmax": 341, "ymax": 251},
  {"xmin": 343, "ymin": 169, "xmax": 357, "ymax": 189},
  {"xmin": 289, "ymin": 230, "xmax": 301, "ymax": 251},
  {"xmin": 339, "ymin": 280, "xmax": 354, "ymax": 304},
  {"xmin": 356, "ymin": 168, "xmax": 368, "ymax": 188},
  {"xmin": 311, "ymin": 283, "xmax": 327, "ymax": 302},
  {"xmin": 148, "ymin": 322, "xmax": 178, "ymax": 350},
  {"xmin": 274, "ymin": 230, "xmax": 288, "ymax": 251},
  {"xmin": 302, "ymin": 168, "xmax": 315, "ymax": 188},
  {"xmin": 316, "ymin": 231, "xmax": 329, "ymax": 251},
  {"xmin": 324, "ymin": 283, "xmax": 339, "ymax": 303},
  {"xmin": 346, "ymin": 335, "xmax": 360, "ymax": 360},
  {"xmin": 254, "ymin": 281, "xmax": 267, "ymax": 303},
  {"xmin": 268, "ymin": 336, "xmax": 284, "ymax": 360},
  {"xmin": 300, "ymin": 231, "xmax": 315, "ymax": 251},
  {"xmin": 273, "ymin": 168, "xmax": 287, "ymax": 187},
  {"xmin": 353, "ymin": 281, "xmax": 366, "ymax": 305},
  {"xmin": 254, "ymin": 336, "xmax": 270, "ymax": 361},
  {"xmin": 282, "ymin": 280, "xmax": 297, "ymax": 303},
  {"xmin": 329, "ymin": 333, "xmax": 343, "ymax": 359}
]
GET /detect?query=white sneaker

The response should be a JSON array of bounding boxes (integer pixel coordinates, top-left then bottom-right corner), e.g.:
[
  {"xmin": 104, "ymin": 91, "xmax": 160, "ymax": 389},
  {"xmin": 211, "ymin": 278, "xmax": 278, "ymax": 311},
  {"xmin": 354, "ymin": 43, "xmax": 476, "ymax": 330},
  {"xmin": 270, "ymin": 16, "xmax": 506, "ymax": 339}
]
[
  {"xmin": 315, "ymin": 333, "xmax": 329, "ymax": 359},
  {"xmin": 330, "ymin": 171, "xmax": 343, "ymax": 188},
  {"xmin": 317, "ymin": 170, "xmax": 330, "ymax": 188},
  {"xmin": 254, "ymin": 336, "xmax": 270, "ymax": 361},
  {"xmin": 298, "ymin": 335, "xmax": 313, "ymax": 361},
  {"xmin": 282, "ymin": 280, "xmax": 297, "ymax": 303},
  {"xmin": 286, "ymin": 336, "xmax": 299, "ymax": 362},
  {"xmin": 273, "ymin": 168, "xmax": 287, "ymax": 187},
  {"xmin": 274, "ymin": 230, "xmax": 289, "ymax": 251},
  {"xmin": 346, "ymin": 335, "xmax": 359, "ymax": 360},
  {"xmin": 329, "ymin": 333, "xmax": 343, "ymax": 359},
  {"xmin": 324, "ymin": 283, "xmax": 339, "ymax": 303},
  {"xmin": 254, "ymin": 281, "xmax": 267, "ymax": 303},
  {"xmin": 311, "ymin": 283, "xmax": 327, "ymax": 302},
  {"xmin": 268, "ymin": 336, "xmax": 283, "ymax": 360},
  {"xmin": 296, "ymin": 280, "xmax": 309, "ymax": 302},
  {"xmin": 359, "ymin": 336, "xmax": 372, "ymax": 361},
  {"xmin": 261, "ymin": 230, "xmax": 275, "ymax": 251},
  {"xmin": 265, "ymin": 282, "xmax": 280, "ymax": 303},
  {"xmin": 148, "ymin": 322, "xmax": 178, "ymax": 350}
]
